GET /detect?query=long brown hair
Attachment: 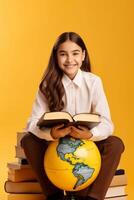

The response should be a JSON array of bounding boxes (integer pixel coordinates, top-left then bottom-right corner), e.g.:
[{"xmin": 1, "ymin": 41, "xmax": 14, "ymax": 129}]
[{"xmin": 39, "ymin": 32, "xmax": 91, "ymax": 111}]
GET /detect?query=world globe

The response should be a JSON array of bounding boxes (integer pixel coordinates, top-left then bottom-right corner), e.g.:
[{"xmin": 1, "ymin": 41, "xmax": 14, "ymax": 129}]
[{"xmin": 44, "ymin": 136, "xmax": 101, "ymax": 191}]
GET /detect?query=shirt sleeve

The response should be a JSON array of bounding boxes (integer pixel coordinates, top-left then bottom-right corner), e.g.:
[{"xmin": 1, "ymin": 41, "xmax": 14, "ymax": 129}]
[
  {"xmin": 90, "ymin": 77, "xmax": 114, "ymax": 141},
  {"xmin": 24, "ymin": 89, "xmax": 55, "ymax": 141}
]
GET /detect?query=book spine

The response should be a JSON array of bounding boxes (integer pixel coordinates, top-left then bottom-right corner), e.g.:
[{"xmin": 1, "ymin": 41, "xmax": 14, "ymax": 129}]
[{"xmin": 15, "ymin": 146, "xmax": 26, "ymax": 159}]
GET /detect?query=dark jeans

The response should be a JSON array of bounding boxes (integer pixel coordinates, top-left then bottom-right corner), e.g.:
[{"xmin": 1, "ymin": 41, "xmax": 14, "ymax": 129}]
[{"xmin": 21, "ymin": 133, "xmax": 124, "ymax": 200}]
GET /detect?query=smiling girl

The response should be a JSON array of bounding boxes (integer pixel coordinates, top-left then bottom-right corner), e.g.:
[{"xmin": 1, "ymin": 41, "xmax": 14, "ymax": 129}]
[{"xmin": 21, "ymin": 32, "xmax": 124, "ymax": 200}]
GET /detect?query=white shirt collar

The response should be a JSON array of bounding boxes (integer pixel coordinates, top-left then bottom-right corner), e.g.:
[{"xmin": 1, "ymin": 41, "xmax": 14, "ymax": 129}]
[{"xmin": 62, "ymin": 69, "xmax": 82, "ymax": 88}]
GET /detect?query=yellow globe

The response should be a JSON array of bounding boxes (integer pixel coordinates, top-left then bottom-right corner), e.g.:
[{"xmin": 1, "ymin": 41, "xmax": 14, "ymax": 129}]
[{"xmin": 44, "ymin": 137, "xmax": 101, "ymax": 191}]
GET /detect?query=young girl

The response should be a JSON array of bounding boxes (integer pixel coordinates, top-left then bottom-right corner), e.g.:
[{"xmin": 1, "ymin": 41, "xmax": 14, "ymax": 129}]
[{"xmin": 21, "ymin": 32, "xmax": 124, "ymax": 200}]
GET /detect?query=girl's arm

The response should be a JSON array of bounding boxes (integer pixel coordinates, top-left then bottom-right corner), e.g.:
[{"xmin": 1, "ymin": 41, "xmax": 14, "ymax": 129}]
[
  {"xmin": 89, "ymin": 77, "xmax": 114, "ymax": 141},
  {"xmin": 24, "ymin": 89, "xmax": 55, "ymax": 141}
]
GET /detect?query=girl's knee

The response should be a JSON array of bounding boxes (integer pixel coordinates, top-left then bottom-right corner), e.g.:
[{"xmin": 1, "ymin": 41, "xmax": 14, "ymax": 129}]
[
  {"xmin": 108, "ymin": 136, "xmax": 125, "ymax": 153},
  {"xmin": 20, "ymin": 132, "xmax": 33, "ymax": 147}
]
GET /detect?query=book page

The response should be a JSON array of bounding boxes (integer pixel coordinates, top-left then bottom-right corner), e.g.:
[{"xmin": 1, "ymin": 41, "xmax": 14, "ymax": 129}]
[
  {"xmin": 73, "ymin": 113, "xmax": 100, "ymax": 122},
  {"xmin": 44, "ymin": 112, "xmax": 73, "ymax": 122}
]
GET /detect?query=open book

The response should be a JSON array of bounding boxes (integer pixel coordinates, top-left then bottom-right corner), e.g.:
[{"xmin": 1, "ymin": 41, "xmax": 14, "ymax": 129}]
[{"xmin": 37, "ymin": 111, "xmax": 100, "ymax": 130}]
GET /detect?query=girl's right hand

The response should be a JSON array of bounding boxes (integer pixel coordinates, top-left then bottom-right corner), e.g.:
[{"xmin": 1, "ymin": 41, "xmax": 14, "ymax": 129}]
[{"xmin": 50, "ymin": 124, "xmax": 71, "ymax": 139}]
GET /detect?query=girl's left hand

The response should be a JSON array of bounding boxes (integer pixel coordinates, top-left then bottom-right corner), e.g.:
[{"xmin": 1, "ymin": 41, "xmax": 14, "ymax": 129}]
[{"xmin": 69, "ymin": 125, "xmax": 93, "ymax": 139}]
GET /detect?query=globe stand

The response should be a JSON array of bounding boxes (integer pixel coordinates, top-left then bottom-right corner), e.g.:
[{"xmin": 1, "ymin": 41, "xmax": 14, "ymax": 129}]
[
  {"xmin": 63, "ymin": 191, "xmax": 77, "ymax": 200},
  {"xmin": 68, "ymin": 194, "xmax": 76, "ymax": 200}
]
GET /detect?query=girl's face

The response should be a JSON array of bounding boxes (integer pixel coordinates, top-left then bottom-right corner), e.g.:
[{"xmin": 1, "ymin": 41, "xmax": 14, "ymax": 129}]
[{"xmin": 57, "ymin": 40, "xmax": 85, "ymax": 79}]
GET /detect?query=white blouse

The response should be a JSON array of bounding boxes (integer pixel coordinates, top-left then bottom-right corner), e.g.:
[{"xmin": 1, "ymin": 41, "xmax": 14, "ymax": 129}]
[{"xmin": 24, "ymin": 69, "xmax": 114, "ymax": 141}]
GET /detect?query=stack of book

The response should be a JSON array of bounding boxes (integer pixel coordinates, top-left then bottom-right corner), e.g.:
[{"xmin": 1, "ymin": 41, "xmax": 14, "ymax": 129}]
[{"xmin": 4, "ymin": 132, "xmax": 128, "ymax": 200}]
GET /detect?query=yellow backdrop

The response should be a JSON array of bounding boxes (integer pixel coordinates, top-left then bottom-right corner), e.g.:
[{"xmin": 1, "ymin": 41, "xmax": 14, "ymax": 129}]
[{"xmin": 0, "ymin": 0, "xmax": 133, "ymax": 199}]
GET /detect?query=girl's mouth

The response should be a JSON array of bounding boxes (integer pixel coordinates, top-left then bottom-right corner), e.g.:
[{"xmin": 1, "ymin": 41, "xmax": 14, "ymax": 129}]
[{"xmin": 64, "ymin": 64, "xmax": 77, "ymax": 68}]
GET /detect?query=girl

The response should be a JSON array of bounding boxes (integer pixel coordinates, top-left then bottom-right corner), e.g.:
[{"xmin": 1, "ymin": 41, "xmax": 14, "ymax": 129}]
[{"xmin": 21, "ymin": 32, "xmax": 124, "ymax": 200}]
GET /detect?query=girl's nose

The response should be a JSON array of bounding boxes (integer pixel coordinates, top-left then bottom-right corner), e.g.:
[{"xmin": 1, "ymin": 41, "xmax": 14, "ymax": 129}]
[{"xmin": 66, "ymin": 55, "xmax": 73, "ymax": 62}]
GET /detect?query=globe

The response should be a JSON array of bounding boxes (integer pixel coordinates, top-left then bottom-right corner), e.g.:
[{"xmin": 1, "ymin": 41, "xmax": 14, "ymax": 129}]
[{"xmin": 44, "ymin": 136, "xmax": 101, "ymax": 191}]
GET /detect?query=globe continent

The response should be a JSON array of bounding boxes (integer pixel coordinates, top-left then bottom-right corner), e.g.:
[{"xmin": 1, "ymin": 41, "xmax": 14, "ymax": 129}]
[{"xmin": 44, "ymin": 136, "xmax": 101, "ymax": 191}]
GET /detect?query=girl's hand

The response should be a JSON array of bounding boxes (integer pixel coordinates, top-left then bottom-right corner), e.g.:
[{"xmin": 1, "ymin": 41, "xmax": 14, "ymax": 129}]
[
  {"xmin": 69, "ymin": 125, "xmax": 93, "ymax": 139},
  {"xmin": 50, "ymin": 124, "xmax": 71, "ymax": 139}
]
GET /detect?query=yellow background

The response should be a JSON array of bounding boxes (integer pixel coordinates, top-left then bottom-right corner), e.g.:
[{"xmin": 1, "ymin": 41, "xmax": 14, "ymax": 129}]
[{"xmin": 0, "ymin": 0, "xmax": 133, "ymax": 199}]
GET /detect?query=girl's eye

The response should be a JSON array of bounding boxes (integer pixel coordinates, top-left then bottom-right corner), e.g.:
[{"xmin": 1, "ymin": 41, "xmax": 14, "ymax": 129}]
[
  {"xmin": 73, "ymin": 53, "xmax": 79, "ymax": 56},
  {"xmin": 60, "ymin": 53, "xmax": 66, "ymax": 56}
]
